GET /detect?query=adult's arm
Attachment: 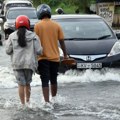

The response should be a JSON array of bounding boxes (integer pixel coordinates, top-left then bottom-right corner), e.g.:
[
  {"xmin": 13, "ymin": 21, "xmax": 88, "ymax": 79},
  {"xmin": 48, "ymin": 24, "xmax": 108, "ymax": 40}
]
[
  {"xmin": 59, "ymin": 40, "xmax": 68, "ymax": 59},
  {"xmin": 33, "ymin": 35, "xmax": 43, "ymax": 55}
]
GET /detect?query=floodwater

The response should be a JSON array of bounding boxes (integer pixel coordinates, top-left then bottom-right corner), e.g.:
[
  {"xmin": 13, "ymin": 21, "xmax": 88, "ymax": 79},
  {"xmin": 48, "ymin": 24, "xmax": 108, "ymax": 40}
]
[{"xmin": 1, "ymin": 44, "xmax": 120, "ymax": 120}]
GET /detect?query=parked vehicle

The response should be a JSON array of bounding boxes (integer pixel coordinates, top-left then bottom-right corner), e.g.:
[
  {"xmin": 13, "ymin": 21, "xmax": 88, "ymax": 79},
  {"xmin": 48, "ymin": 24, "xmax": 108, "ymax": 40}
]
[
  {"xmin": 1, "ymin": 0, "xmax": 33, "ymax": 15},
  {"xmin": 3, "ymin": 7, "xmax": 38, "ymax": 39},
  {"xmin": 0, "ymin": 18, "xmax": 4, "ymax": 45},
  {"xmin": 51, "ymin": 14, "xmax": 120, "ymax": 72}
]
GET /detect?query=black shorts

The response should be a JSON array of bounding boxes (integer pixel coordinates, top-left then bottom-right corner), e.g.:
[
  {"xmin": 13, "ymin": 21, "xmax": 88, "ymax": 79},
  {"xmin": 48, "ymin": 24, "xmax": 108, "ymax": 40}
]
[{"xmin": 38, "ymin": 60, "xmax": 59, "ymax": 87}]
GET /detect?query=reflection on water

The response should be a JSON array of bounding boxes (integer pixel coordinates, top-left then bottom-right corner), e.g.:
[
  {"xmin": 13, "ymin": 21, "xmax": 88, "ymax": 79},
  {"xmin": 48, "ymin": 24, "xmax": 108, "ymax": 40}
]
[{"xmin": 0, "ymin": 82, "xmax": 120, "ymax": 120}]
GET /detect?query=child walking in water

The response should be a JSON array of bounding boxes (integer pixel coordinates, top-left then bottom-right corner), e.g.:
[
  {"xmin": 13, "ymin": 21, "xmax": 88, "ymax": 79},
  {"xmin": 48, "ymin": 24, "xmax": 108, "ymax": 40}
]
[{"xmin": 5, "ymin": 15, "xmax": 42, "ymax": 107}]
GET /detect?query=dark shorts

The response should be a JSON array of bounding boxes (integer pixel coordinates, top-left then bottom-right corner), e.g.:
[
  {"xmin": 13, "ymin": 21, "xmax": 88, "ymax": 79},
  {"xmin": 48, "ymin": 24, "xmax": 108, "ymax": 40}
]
[
  {"xmin": 38, "ymin": 60, "xmax": 59, "ymax": 87},
  {"xmin": 14, "ymin": 69, "xmax": 33, "ymax": 86}
]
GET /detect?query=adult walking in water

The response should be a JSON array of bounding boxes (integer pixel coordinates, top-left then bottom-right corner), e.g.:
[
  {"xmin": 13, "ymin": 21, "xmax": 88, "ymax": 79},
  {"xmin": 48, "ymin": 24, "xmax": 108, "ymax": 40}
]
[
  {"xmin": 34, "ymin": 4, "xmax": 68, "ymax": 108},
  {"xmin": 5, "ymin": 15, "xmax": 42, "ymax": 108}
]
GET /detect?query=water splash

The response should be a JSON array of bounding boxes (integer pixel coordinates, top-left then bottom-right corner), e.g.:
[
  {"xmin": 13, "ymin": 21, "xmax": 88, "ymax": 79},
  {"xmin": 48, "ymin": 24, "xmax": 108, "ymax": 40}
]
[{"xmin": 0, "ymin": 66, "xmax": 120, "ymax": 88}]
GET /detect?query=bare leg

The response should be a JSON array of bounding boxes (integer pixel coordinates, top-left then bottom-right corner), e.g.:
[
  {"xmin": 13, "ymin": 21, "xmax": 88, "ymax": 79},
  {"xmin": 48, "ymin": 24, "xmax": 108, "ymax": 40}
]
[
  {"xmin": 42, "ymin": 87, "xmax": 49, "ymax": 102},
  {"xmin": 25, "ymin": 84, "xmax": 31, "ymax": 103},
  {"xmin": 51, "ymin": 84, "xmax": 57, "ymax": 97},
  {"xmin": 18, "ymin": 85, "xmax": 25, "ymax": 105}
]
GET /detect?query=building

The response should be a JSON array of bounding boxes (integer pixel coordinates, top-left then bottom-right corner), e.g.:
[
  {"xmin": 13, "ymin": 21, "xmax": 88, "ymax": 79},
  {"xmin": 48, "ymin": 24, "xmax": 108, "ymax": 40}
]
[{"xmin": 96, "ymin": 0, "xmax": 120, "ymax": 28}]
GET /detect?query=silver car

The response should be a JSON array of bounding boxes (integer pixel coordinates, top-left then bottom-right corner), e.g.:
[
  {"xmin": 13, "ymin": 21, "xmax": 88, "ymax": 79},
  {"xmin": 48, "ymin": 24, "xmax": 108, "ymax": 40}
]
[{"xmin": 3, "ymin": 7, "xmax": 38, "ymax": 39}]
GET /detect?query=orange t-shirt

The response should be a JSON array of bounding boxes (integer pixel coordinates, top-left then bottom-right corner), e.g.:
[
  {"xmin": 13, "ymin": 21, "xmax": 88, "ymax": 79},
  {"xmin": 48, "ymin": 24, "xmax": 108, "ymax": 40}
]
[{"xmin": 34, "ymin": 18, "xmax": 64, "ymax": 62}]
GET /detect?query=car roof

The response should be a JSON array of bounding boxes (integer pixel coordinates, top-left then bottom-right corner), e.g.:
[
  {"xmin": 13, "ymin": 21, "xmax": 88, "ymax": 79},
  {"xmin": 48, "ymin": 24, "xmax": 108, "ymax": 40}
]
[
  {"xmin": 5, "ymin": 0, "xmax": 32, "ymax": 4},
  {"xmin": 4, "ymin": 0, "xmax": 32, "ymax": 1},
  {"xmin": 7, "ymin": 7, "xmax": 36, "ymax": 10},
  {"xmin": 51, "ymin": 14, "xmax": 102, "ymax": 20},
  {"xmin": 3, "ymin": 0, "xmax": 32, "ymax": 4}
]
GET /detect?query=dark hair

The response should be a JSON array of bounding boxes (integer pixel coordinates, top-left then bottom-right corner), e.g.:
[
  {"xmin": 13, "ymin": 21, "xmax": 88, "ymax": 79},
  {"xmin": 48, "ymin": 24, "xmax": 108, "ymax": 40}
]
[
  {"xmin": 17, "ymin": 27, "xmax": 27, "ymax": 47},
  {"xmin": 41, "ymin": 13, "xmax": 51, "ymax": 19}
]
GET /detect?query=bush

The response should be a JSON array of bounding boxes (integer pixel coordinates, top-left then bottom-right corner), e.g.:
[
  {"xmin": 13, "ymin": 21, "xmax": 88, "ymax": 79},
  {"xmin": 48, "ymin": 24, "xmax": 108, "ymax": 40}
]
[{"xmin": 48, "ymin": 0, "xmax": 60, "ymax": 6}]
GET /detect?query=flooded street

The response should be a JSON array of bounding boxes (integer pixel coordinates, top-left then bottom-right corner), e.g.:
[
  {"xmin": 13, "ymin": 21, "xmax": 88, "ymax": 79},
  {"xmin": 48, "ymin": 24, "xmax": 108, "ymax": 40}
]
[{"xmin": 1, "ymin": 45, "xmax": 120, "ymax": 120}]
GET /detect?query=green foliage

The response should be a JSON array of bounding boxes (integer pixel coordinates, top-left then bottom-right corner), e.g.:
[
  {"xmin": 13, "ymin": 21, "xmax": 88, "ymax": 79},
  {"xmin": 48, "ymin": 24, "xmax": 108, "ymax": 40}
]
[
  {"xmin": 52, "ymin": 5, "xmax": 77, "ymax": 14},
  {"xmin": 32, "ymin": 0, "xmax": 41, "ymax": 8},
  {"xmin": 58, "ymin": 2, "xmax": 66, "ymax": 8},
  {"xmin": 47, "ymin": 0, "xmax": 60, "ymax": 6},
  {"xmin": 32, "ymin": 0, "xmax": 96, "ymax": 13}
]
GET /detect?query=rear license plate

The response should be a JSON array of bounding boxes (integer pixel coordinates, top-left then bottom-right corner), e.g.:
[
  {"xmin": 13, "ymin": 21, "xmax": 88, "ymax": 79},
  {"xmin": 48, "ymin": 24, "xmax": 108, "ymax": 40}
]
[{"xmin": 77, "ymin": 63, "xmax": 102, "ymax": 68}]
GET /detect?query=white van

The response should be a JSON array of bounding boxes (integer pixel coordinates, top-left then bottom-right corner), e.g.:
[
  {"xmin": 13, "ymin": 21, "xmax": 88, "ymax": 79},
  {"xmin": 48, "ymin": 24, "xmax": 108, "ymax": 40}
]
[{"xmin": 1, "ymin": 0, "xmax": 33, "ymax": 15}]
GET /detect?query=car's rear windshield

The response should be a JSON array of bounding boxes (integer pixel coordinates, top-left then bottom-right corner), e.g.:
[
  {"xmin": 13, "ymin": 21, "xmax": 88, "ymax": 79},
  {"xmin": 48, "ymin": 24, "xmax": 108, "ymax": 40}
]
[
  {"xmin": 7, "ymin": 9, "xmax": 37, "ymax": 19},
  {"xmin": 54, "ymin": 18, "xmax": 114, "ymax": 40}
]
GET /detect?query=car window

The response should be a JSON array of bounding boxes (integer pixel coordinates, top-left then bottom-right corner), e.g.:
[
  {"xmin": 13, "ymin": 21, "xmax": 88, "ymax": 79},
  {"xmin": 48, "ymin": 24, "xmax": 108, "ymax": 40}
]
[
  {"xmin": 7, "ymin": 9, "xmax": 37, "ymax": 19},
  {"xmin": 55, "ymin": 18, "xmax": 114, "ymax": 40}
]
